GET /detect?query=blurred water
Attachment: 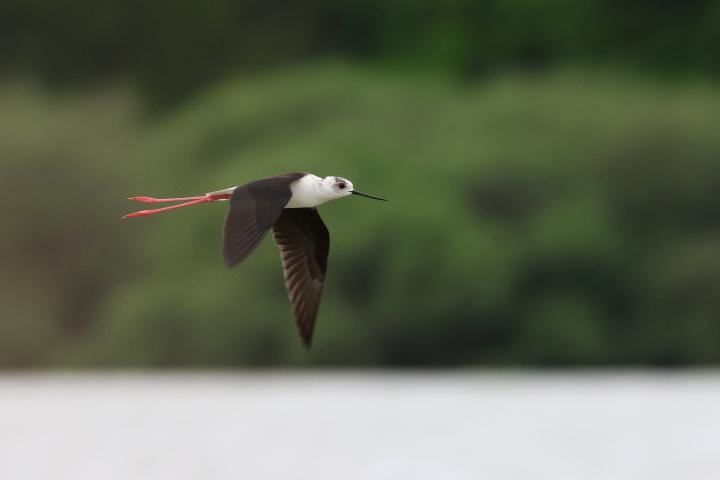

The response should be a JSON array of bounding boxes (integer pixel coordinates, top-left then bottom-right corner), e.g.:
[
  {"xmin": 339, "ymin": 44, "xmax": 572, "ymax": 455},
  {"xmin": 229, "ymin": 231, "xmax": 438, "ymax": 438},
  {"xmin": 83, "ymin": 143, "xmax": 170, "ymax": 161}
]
[{"xmin": 0, "ymin": 372, "xmax": 719, "ymax": 480}]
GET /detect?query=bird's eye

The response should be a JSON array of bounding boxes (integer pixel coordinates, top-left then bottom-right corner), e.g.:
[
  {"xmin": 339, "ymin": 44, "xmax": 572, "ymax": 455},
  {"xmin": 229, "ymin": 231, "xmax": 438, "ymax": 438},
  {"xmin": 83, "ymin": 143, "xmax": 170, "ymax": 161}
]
[{"xmin": 338, "ymin": 182, "xmax": 346, "ymax": 189}]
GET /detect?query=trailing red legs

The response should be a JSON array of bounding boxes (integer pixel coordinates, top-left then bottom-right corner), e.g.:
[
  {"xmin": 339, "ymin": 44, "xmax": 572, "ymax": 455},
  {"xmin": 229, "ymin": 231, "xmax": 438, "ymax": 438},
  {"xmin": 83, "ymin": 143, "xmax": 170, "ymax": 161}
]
[
  {"xmin": 127, "ymin": 195, "xmax": 209, "ymax": 204},
  {"xmin": 123, "ymin": 193, "xmax": 232, "ymax": 219}
]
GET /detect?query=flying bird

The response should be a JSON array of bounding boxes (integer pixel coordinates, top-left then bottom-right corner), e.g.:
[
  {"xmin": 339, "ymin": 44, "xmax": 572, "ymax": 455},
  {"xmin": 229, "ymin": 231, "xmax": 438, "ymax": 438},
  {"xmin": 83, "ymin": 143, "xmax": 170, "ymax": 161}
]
[{"xmin": 124, "ymin": 172, "xmax": 386, "ymax": 347}]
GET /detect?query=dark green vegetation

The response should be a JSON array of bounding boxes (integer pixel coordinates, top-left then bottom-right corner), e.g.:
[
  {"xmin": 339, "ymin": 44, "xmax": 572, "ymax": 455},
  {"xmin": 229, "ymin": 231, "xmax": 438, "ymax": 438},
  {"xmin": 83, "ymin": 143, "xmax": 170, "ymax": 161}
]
[
  {"xmin": 4, "ymin": 1, "xmax": 720, "ymax": 106},
  {"xmin": 3, "ymin": 66, "xmax": 720, "ymax": 366},
  {"xmin": 3, "ymin": 1, "xmax": 720, "ymax": 367}
]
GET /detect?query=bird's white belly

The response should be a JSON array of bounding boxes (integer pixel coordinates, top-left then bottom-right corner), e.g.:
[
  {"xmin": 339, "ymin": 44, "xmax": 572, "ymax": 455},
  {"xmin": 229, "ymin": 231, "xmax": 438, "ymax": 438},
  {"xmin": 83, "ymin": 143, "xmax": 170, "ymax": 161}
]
[{"xmin": 286, "ymin": 174, "xmax": 328, "ymax": 208}]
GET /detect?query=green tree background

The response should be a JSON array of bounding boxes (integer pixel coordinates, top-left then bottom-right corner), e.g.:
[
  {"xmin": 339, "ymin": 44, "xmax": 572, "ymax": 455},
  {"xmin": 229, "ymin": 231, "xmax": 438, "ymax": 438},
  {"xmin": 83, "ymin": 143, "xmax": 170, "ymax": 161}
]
[{"xmin": 2, "ymin": 1, "xmax": 720, "ymax": 366}]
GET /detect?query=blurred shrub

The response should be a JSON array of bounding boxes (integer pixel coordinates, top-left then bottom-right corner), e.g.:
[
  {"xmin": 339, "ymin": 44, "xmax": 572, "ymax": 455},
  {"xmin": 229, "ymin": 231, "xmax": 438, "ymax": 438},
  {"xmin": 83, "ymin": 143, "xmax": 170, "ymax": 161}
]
[
  {"xmin": 3, "ymin": 0, "xmax": 720, "ymax": 105},
  {"xmin": 0, "ymin": 84, "xmax": 143, "ymax": 365},
  {"xmin": 2, "ymin": 65, "xmax": 720, "ymax": 366}
]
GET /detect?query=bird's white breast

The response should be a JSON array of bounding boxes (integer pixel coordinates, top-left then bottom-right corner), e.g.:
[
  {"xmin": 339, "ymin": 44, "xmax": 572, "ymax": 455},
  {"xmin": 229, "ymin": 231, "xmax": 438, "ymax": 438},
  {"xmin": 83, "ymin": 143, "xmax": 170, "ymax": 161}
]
[{"xmin": 286, "ymin": 174, "xmax": 329, "ymax": 208}]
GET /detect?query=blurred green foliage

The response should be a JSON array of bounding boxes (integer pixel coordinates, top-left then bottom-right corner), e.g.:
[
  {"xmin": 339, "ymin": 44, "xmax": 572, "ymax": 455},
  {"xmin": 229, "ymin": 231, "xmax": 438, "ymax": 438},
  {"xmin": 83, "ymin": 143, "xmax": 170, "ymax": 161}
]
[
  {"xmin": 3, "ymin": 1, "xmax": 720, "ymax": 106},
  {"xmin": 3, "ymin": 1, "xmax": 720, "ymax": 367},
  {"xmin": 3, "ymin": 65, "xmax": 720, "ymax": 366}
]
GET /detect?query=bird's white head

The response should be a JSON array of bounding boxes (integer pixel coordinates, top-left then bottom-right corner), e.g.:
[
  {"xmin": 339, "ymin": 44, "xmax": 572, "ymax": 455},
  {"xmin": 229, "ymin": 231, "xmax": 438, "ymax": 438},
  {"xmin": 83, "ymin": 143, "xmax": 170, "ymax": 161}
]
[
  {"xmin": 320, "ymin": 175, "xmax": 387, "ymax": 203},
  {"xmin": 320, "ymin": 176, "xmax": 354, "ymax": 200},
  {"xmin": 288, "ymin": 174, "xmax": 387, "ymax": 208}
]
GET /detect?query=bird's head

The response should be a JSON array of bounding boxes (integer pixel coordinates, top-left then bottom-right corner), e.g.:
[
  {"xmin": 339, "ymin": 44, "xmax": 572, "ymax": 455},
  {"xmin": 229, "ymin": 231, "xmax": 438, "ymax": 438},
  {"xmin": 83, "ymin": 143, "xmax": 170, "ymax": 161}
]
[
  {"xmin": 321, "ymin": 176, "xmax": 387, "ymax": 202},
  {"xmin": 321, "ymin": 176, "xmax": 354, "ymax": 199}
]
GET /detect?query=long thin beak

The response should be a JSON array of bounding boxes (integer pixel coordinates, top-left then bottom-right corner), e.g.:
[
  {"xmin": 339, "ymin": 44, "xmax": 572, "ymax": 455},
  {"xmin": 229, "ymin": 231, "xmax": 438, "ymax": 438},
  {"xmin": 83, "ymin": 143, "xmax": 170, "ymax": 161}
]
[{"xmin": 351, "ymin": 190, "xmax": 387, "ymax": 201}]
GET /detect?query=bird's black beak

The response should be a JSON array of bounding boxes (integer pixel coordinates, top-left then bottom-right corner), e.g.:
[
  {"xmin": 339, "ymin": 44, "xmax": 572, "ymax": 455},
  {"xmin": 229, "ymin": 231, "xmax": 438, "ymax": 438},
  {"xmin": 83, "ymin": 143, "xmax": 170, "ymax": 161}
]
[{"xmin": 351, "ymin": 190, "xmax": 387, "ymax": 201}]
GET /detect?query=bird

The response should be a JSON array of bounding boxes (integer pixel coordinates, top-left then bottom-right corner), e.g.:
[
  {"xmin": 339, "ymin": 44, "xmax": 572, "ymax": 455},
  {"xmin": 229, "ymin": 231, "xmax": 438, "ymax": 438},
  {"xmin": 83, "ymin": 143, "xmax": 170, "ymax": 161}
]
[{"xmin": 124, "ymin": 172, "xmax": 386, "ymax": 347}]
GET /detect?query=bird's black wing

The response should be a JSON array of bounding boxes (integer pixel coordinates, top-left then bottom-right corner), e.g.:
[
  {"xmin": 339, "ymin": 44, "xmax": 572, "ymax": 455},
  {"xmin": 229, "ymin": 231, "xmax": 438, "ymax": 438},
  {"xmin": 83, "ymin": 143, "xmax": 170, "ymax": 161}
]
[
  {"xmin": 272, "ymin": 208, "xmax": 330, "ymax": 347},
  {"xmin": 223, "ymin": 173, "xmax": 305, "ymax": 267}
]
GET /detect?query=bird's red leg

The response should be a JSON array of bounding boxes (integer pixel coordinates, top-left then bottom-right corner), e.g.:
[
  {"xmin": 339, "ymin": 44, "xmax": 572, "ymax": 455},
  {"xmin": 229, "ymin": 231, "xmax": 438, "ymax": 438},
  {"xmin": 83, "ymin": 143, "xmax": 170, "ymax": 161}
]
[
  {"xmin": 123, "ymin": 193, "xmax": 232, "ymax": 219},
  {"xmin": 127, "ymin": 195, "xmax": 208, "ymax": 204}
]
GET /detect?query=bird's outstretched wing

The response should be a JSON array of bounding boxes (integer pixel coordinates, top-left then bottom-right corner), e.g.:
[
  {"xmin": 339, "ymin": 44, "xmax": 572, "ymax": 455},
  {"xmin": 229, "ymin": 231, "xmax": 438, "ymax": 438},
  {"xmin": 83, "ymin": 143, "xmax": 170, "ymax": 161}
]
[
  {"xmin": 272, "ymin": 208, "xmax": 329, "ymax": 347},
  {"xmin": 223, "ymin": 173, "xmax": 304, "ymax": 267}
]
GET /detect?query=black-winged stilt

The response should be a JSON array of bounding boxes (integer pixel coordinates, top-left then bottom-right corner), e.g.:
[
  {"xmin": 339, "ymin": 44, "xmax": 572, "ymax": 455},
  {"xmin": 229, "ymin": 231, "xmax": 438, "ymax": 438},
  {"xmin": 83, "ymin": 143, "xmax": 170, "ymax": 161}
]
[{"xmin": 124, "ymin": 172, "xmax": 386, "ymax": 347}]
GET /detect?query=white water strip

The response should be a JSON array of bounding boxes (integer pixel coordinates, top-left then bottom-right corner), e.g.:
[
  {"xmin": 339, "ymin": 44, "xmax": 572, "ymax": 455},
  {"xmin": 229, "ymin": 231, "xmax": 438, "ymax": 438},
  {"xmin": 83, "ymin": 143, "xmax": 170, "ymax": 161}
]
[{"xmin": 0, "ymin": 372, "xmax": 719, "ymax": 480}]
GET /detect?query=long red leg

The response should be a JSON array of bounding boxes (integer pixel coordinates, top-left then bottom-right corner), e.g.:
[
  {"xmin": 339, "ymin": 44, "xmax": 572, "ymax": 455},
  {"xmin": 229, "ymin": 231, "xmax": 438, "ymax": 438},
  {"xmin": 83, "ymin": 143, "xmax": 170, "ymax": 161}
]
[
  {"xmin": 127, "ymin": 195, "xmax": 208, "ymax": 204},
  {"xmin": 123, "ymin": 198, "xmax": 211, "ymax": 219},
  {"xmin": 123, "ymin": 193, "xmax": 232, "ymax": 219}
]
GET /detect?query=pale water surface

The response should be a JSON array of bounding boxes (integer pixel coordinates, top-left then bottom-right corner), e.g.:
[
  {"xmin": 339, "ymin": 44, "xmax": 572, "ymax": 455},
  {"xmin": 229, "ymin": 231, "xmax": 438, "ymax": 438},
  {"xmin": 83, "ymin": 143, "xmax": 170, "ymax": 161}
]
[{"xmin": 1, "ymin": 372, "xmax": 719, "ymax": 480}]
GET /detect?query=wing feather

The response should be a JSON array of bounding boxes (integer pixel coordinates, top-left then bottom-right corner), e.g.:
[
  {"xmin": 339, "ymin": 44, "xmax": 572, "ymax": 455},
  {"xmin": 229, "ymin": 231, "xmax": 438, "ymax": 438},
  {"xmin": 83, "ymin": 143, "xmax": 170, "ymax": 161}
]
[
  {"xmin": 272, "ymin": 208, "xmax": 330, "ymax": 347},
  {"xmin": 222, "ymin": 173, "xmax": 304, "ymax": 267}
]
